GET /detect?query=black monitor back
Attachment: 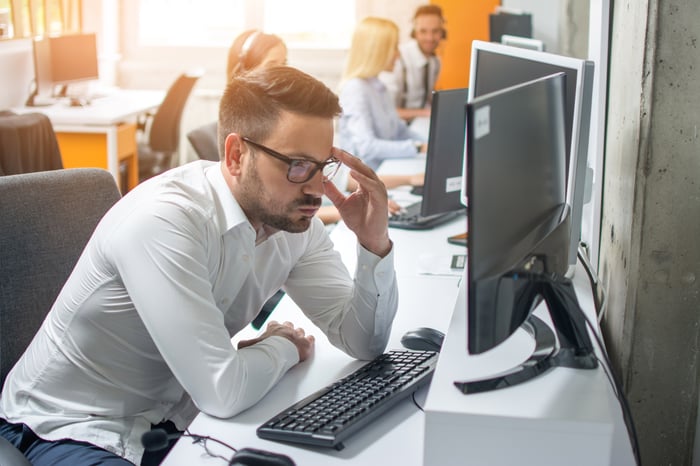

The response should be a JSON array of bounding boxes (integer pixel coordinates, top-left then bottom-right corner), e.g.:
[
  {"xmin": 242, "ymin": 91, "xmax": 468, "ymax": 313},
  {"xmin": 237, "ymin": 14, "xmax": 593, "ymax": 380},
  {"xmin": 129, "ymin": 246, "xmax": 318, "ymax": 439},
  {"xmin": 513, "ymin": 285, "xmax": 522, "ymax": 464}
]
[
  {"xmin": 422, "ymin": 87, "xmax": 469, "ymax": 218},
  {"xmin": 466, "ymin": 72, "xmax": 568, "ymax": 355}
]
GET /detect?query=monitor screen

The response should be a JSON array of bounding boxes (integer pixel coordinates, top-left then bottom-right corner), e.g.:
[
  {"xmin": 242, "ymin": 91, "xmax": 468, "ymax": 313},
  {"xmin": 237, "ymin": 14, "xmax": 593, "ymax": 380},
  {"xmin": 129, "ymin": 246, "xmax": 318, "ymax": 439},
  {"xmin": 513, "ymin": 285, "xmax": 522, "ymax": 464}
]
[
  {"xmin": 421, "ymin": 87, "xmax": 469, "ymax": 218},
  {"xmin": 32, "ymin": 32, "xmax": 99, "ymax": 101},
  {"xmin": 466, "ymin": 40, "xmax": 594, "ymax": 274},
  {"xmin": 466, "ymin": 72, "xmax": 569, "ymax": 356}
]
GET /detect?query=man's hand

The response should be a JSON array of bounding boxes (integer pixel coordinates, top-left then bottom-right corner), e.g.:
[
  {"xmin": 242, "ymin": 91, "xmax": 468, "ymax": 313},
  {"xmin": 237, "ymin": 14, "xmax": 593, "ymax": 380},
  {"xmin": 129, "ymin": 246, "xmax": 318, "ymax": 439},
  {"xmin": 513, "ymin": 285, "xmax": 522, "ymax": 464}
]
[
  {"xmin": 238, "ymin": 321, "xmax": 315, "ymax": 362},
  {"xmin": 323, "ymin": 149, "xmax": 393, "ymax": 257}
]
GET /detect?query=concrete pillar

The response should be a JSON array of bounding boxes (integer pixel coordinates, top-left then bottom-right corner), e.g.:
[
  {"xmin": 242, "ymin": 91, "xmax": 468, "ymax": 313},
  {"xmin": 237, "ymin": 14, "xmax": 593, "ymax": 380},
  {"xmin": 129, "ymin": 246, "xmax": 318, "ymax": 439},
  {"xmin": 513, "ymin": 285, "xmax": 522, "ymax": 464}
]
[{"xmin": 599, "ymin": 0, "xmax": 700, "ymax": 464}]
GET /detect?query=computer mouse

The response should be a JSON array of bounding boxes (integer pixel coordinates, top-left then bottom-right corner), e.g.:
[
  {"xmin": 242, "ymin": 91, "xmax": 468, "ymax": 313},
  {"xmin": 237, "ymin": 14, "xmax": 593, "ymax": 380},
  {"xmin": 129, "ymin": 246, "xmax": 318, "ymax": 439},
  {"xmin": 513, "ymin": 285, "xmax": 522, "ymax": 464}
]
[
  {"xmin": 400, "ymin": 327, "xmax": 445, "ymax": 352},
  {"xmin": 229, "ymin": 447, "xmax": 295, "ymax": 466}
]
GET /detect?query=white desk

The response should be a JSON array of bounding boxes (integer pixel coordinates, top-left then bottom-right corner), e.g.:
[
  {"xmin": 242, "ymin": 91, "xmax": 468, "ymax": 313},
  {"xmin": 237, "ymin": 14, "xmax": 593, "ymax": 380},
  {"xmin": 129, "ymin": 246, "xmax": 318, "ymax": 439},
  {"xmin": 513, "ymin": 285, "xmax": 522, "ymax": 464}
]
[
  {"xmin": 162, "ymin": 218, "xmax": 467, "ymax": 465},
  {"xmin": 160, "ymin": 156, "xmax": 633, "ymax": 465},
  {"xmin": 423, "ymin": 261, "xmax": 636, "ymax": 466},
  {"xmin": 14, "ymin": 89, "xmax": 163, "ymax": 190}
]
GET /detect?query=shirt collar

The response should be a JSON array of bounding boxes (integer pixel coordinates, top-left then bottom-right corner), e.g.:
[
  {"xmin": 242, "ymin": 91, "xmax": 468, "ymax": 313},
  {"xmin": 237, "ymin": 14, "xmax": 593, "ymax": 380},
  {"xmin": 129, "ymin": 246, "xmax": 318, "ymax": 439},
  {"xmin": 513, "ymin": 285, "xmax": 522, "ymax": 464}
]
[
  {"xmin": 204, "ymin": 162, "xmax": 282, "ymax": 241},
  {"xmin": 403, "ymin": 40, "xmax": 431, "ymax": 67},
  {"xmin": 204, "ymin": 163, "xmax": 250, "ymax": 233}
]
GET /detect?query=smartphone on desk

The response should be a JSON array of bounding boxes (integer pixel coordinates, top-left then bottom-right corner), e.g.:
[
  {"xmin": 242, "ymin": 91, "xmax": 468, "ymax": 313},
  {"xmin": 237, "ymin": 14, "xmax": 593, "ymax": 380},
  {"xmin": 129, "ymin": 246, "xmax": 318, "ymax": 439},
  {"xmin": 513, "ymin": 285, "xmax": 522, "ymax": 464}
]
[{"xmin": 447, "ymin": 231, "xmax": 467, "ymax": 247}]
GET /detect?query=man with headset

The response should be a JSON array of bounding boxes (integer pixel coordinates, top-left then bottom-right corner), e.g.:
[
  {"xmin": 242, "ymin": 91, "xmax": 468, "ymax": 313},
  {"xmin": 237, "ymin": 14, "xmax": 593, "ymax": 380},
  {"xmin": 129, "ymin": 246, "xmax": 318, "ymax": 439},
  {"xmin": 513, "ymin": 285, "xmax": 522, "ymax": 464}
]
[{"xmin": 379, "ymin": 4, "xmax": 447, "ymax": 123}]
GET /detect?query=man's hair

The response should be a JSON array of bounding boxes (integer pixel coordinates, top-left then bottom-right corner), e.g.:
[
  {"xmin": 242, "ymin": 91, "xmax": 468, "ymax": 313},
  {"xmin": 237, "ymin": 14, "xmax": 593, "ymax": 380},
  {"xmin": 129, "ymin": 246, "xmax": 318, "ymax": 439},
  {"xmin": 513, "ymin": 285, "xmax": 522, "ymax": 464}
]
[
  {"xmin": 414, "ymin": 4, "xmax": 444, "ymax": 21},
  {"xmin": 218, "ymin": 65, "xmax": 341, "ymax": 153},
  {"xmin": 342, "ymin": 17, "xmax": 399, "ymax": 81}
]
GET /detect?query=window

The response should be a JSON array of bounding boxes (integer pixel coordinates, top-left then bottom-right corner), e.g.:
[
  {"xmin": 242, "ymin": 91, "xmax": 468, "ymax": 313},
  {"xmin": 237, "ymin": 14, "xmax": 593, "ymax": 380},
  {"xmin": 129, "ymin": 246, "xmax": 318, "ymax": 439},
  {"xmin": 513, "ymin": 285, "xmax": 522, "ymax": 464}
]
[
  {"xmin": 136, "ymin": 0, "xmax": 355, "ymax": 49},
  {"xmin": 0, "ymin": 0, "xmax": 82, "ymax": 39}
]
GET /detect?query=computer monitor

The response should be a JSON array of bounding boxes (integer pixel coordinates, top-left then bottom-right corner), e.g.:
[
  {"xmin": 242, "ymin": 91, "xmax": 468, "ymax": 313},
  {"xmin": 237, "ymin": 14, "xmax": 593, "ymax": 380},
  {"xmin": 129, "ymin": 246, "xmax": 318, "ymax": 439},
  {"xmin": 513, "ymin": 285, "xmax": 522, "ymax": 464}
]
[
  {"xmin": 466, "ymin": 40, "xmax": 594, "ymax": 276},
  {"xmin": 454, "ymin": 72, "xmax": 597, "ymax": 394},
  {"xmin": 28, "ymin": 32, "xmax": 99, "ymax": 106},
  {"xmin": 501, "ymin": 34, "xmax": 545, "ymax": 51},
  {"xmin": 421, "ymin": 87, "xmax": 469, "ymax": 218}
]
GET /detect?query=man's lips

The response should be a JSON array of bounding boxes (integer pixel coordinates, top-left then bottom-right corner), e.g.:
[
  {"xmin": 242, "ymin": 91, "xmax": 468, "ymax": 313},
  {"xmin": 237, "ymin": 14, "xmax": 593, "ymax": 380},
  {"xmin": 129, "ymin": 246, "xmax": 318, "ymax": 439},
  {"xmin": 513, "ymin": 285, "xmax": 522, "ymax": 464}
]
[{"xmin": 298, "ymin": 206, "xmax": 320, "ymax": 216}]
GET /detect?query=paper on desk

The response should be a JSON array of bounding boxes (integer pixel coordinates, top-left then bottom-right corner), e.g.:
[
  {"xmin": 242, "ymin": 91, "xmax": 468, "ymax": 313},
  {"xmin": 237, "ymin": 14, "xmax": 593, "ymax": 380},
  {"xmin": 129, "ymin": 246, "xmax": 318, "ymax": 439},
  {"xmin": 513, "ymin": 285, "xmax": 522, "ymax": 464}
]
[{"xmin": 417, "ymin": 253, "xmax": 465, "ymax": 277}]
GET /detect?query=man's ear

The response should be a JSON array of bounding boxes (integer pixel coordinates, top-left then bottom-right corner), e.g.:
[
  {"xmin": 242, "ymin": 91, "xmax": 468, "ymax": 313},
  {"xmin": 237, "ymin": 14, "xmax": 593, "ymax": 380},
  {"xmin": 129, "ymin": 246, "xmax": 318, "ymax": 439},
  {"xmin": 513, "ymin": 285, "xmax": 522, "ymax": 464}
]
[{"xmin": 223, "ymin": 133, "xmax": 245, "ymax": 176}]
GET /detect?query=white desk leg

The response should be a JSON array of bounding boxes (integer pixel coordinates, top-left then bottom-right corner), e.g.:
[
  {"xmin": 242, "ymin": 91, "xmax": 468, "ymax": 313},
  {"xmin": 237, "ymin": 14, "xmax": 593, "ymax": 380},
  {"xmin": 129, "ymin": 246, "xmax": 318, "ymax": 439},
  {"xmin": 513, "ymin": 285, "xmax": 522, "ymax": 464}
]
[{"xmin": 106, "ymin": 127, "xmax": 120, "ymax": 188}]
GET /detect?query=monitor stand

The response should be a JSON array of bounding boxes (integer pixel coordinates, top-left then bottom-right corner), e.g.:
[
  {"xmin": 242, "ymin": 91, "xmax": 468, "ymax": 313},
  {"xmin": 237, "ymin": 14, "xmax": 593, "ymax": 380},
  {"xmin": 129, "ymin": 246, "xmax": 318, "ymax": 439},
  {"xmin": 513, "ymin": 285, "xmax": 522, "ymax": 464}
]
[
  {"xmin": 25, "ymin": 90, "xmax": 55, "ymax": 107},
  {"xmin": 454, "ymin": 276, "xmax": 598, "ymax": 394}
]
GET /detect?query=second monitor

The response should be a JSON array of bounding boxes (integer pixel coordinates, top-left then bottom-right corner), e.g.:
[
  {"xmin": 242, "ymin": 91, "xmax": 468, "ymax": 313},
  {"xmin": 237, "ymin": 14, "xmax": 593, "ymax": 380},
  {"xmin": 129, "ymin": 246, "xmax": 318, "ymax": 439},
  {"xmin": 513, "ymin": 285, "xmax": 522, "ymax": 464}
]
[{"xmin": 388, "ymin": 87, "xmax": 468, "ymax": 230}]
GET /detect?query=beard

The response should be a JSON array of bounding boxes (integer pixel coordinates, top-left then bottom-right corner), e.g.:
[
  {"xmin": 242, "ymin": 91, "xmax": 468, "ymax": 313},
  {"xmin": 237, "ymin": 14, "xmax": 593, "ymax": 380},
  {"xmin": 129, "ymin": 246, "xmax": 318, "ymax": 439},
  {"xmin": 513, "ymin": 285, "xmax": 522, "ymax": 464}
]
[{"xmin": 238, "ymin": 160, "xmax": 322, "ymax": 233}]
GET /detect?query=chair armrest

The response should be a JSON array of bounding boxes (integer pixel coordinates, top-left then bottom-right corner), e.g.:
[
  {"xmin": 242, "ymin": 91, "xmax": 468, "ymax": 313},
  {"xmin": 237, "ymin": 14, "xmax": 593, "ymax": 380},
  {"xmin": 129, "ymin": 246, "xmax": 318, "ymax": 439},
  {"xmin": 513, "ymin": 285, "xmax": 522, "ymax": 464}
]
[{"xmin": 0, "ymin": 436, "xmax": 31, "ymax": 466}]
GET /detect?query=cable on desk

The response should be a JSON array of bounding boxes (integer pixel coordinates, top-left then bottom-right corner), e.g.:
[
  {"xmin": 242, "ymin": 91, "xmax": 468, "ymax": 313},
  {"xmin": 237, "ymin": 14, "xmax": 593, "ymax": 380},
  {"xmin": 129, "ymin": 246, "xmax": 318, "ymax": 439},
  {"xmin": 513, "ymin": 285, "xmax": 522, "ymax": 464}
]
[{"xmin": 577, "ymin": 243, "xmax": 608, "ymax": 324}]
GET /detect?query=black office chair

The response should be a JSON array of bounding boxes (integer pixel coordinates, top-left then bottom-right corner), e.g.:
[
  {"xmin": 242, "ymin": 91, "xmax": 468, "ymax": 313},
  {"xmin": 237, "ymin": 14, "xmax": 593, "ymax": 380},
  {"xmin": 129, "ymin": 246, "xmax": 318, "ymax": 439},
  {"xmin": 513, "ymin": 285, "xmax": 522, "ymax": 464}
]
[
  {"xmin": 0, "ymin": 168, "xmax": 121, "ymax": 465},
  {"xmin": 187, "ymin": 120, "xmax": 219, "ymax": 161},
  {"xmin": 136, "ymin": 69, "xmax": 203, "ymax": 182}
]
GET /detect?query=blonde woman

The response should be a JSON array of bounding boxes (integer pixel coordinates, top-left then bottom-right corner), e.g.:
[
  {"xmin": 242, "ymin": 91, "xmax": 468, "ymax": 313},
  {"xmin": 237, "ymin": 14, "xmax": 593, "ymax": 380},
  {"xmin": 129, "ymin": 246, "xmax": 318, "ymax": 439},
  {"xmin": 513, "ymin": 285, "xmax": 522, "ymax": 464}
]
[{"xmin": 337, "ymin": 17, "xmax": 428, "ymax": 171}]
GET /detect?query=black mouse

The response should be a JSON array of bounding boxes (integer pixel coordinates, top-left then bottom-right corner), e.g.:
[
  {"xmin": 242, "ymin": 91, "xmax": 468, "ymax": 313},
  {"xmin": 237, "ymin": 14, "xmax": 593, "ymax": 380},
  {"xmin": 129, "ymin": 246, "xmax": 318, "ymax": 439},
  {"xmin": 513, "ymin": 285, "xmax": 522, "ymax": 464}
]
[
  {"xmin": 401, "ymin": 327, "xmax": 445, "ymax": 352},
  {"xmin": 229, "ymin": 447, "xmax": 295, "ymax": 466}
]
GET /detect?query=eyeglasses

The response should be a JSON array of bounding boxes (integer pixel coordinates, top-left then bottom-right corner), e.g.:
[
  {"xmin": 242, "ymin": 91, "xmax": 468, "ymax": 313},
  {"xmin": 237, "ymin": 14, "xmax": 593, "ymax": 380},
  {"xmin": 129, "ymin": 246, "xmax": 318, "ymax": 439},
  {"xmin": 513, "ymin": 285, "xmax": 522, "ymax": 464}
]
[{"xmin": 241, "ymin": 136, "xmax": 341, "ymax": 183}]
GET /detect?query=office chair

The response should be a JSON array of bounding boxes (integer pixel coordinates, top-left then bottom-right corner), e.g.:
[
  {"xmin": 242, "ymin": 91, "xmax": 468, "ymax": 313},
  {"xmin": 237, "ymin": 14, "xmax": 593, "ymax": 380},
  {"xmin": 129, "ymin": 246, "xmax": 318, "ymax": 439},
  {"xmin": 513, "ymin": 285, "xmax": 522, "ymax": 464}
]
[
  {"xmin": 186, "ymin": 120, "xmax": 219, "ymax": 161},
  {"xmin": 0, "ymin": 168, "xmax": 121, "ymax": 465},
  {"xmin": 136, "ymin": 69, "xmax": 203, "ymax": 182},
  {"xmin": 0, "ymin": 110, "xmax": 63, "ymax": 176}
]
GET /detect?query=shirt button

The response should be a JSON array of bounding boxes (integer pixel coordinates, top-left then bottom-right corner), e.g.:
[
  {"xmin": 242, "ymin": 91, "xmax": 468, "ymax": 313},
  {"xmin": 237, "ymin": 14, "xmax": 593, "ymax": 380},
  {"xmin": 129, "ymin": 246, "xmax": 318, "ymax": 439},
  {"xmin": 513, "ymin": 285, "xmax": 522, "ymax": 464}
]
[{"xmin": 242, "ymin": 255, "xmax": 249, "ymax": 262}]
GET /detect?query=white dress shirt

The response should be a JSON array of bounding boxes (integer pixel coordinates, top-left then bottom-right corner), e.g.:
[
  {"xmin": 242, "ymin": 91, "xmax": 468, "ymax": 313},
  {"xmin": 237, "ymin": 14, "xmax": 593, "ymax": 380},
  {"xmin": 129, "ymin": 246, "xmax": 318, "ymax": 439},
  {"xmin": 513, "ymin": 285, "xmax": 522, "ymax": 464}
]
[
  {"xmin": 337, "ymin": 77, "xmax": 425, "ymax": 170},
  {"xmin": 379, "ymin": 40, "xmax": 441, "ymax": 109},
  {"xmin": 0, "ymin": 161, "xmax": 398, "ymax": 464}
]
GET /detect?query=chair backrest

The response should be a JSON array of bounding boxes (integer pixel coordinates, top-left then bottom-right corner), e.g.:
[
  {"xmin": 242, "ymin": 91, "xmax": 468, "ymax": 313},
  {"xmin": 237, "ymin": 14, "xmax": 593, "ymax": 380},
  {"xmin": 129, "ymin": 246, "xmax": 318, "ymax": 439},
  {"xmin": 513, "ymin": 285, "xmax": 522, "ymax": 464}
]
[
  {"xmin": 148, "ymin": 71, "xmax": 202, "ymax": 153},
  {"xmin": 0, "ymin": 168, "xmax": 121, "ymax": 387},
  {"xmin": 0, "ymin": 111, "xmax": 63, "ymax": 176},
  {"xmin": 187, "ymin": 121, "xmax": 219, "ymax": 161}
]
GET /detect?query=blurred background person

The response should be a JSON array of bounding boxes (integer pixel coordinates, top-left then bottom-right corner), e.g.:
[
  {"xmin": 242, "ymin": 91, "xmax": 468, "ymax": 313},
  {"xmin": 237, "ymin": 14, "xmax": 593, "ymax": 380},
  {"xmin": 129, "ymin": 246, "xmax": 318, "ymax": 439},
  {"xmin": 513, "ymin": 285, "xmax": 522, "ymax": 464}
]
[
  {"xmin": 226, "ymin": 29, "xmax": 287, "ymax": 83},
  {"xmin": 337, "ymin": 16, "xmax": 428, "ymax": 173},
  {"xmin": 379, "ymin": 5, "xmax": 446, "ymax": 125}
]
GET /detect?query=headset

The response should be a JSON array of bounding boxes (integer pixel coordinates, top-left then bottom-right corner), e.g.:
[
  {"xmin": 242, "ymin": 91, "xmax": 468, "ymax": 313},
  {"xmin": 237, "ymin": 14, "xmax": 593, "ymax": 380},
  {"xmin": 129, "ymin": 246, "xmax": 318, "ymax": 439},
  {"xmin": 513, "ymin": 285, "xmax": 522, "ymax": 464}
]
[
  {"xmin": 410, "ymin": 5, "xmax": 447, "ymax": 40},
  {"xmin": 239, "ymin": 30, "xmax": 261, "ymax": 60}
]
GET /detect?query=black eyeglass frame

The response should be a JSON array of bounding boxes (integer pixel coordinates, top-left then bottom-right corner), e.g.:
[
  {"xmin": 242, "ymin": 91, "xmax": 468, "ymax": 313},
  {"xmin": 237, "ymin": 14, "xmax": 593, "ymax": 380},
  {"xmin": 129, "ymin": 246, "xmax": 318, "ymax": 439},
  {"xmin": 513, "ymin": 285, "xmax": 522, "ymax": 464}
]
[{"xmin": 241, "ymin": 136, "xmax": 341, "ymax": 184}]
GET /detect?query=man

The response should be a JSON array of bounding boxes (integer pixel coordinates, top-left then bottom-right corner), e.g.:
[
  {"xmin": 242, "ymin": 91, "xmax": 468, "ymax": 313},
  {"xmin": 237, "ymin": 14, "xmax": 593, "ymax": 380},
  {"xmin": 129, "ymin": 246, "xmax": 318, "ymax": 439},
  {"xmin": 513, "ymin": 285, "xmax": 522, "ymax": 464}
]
[
  {"xmin": 379, "ymin": 4, "xmax": 446, "ymax": 123},
  {"xmin": 0, "ymin": 66, "xmax": 398, "ymax": 465}
]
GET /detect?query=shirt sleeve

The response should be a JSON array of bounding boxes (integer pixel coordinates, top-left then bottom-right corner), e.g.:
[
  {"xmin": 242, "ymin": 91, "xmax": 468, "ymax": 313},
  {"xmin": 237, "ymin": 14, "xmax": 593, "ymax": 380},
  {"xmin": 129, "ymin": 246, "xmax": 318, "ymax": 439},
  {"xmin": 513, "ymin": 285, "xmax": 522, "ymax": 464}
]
[
  {"xmin": 108, "ymin": 200, "xmax": 299, "ymax": 418},
  {"xmin": 283, "ymin": 224, "xmax": 399, "ymax": 360}
]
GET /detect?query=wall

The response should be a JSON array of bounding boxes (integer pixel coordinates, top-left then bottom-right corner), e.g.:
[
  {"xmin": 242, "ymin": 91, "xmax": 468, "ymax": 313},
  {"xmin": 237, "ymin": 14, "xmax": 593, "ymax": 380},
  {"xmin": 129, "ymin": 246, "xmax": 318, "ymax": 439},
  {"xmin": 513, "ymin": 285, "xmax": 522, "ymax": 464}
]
[
  {"xmin": 600, "ymin": 0, "xmax": 700, "ymax": 464},
  {"xmin": 433, "ymin": 0, "xmax": 497, "ymax": 90}
]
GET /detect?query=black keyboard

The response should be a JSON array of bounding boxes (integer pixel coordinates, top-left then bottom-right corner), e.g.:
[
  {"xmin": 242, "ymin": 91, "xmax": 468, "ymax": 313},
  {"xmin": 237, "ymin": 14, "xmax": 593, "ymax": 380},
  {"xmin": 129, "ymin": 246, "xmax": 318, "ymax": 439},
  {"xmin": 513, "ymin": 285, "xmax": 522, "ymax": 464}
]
[
  {"xmin": 388, "ymin": 202, "xmax": 464, "ymax": 230},
  {"xmin": 256, "ymin": 350, "xmax": 438, "ymax": 450}
]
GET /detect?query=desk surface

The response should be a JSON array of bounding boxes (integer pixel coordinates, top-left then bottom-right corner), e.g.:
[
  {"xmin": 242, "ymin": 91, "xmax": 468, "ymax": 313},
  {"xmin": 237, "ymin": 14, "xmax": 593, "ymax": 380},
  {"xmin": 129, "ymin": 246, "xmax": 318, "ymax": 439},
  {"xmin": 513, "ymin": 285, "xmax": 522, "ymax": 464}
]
[
  {"xmin": 162, "ymin": 218, "xmax": 466, "ymax": 465},
  {"xmin": 161, "ymin": 156, "xmax": 632, "ymax": 465},
  {"xmin": 13, "ymin": 89, "xmax": 164, "ymax": 128}
]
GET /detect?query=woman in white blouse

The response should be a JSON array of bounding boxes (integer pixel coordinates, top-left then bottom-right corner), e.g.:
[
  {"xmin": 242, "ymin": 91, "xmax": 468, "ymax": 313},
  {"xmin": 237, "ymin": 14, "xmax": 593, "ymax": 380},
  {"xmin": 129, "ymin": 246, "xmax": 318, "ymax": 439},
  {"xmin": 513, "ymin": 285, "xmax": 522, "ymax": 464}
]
[{"xmin": 337, "ymin": 17, "xmax": 428, "ymax": 171}]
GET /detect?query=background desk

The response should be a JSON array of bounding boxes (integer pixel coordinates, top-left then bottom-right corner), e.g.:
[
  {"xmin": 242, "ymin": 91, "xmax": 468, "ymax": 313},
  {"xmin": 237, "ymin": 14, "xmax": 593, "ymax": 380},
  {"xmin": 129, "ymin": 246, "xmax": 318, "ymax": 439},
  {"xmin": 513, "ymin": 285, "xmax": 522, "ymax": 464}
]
[
  {"xmin": 14, "ymin": 90, "xmax": 163, "ymax": 191},
  {"xmin": 161, "ymin": 218, "xmax": 467, "ymax": 465}
]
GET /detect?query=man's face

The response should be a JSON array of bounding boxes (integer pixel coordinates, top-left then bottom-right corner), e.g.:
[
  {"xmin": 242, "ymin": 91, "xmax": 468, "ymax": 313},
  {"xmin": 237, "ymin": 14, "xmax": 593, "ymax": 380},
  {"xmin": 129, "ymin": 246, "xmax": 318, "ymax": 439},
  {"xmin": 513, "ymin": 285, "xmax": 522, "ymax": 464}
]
[
  {"xmin": 234, "ymin": 112, "xmax": 335, "ymax": 233},
  {"xmin": 413, "ymin": 14, "xmax": 444, "ymax": 56}
]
